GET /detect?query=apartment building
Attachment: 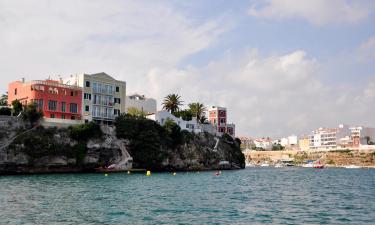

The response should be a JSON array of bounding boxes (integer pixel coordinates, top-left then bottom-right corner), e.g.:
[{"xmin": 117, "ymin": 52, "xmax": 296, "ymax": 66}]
[
  {"xmin": 349, "ymin": 126, "xmax": 375, "ymax": 147},
  {"xmin": 8, "ymin": 78, "xmax": 82, "ymax": 121},
  {"xmin": 309, "ymin": 124, "xmax": 351, "ymax": 150},
  {"xmin": 64, "ymin": 72, "xmax": 126, "ymax": 124},
  {"xmin": 208, "ymin": 106, "xmax": 235, "ymax": 136},
  {"xmin": 125, "ymin": 93, "xmax": 157, "ymax": 115}
]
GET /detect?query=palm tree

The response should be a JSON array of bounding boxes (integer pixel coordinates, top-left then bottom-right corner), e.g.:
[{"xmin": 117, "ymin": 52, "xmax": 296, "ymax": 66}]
[
  {"xmin": 162, "ymin": 94, "xmax": 183, "ymax": 113},
  {"xmin": 0, "ymin": 93, "xmax": 8, "ymax": 106},
  {"xmin": 188, "ymin": 102, "xmax": 206, "ymax": 123}
]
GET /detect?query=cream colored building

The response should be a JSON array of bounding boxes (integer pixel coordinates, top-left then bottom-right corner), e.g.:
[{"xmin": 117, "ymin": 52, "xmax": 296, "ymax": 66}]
[
  {"xmin": 299, "ymin": 136, "xmax": 310, "ymax": 151},
  {"xmin": 64, "ymin": 72, "xmax": 126, "ymax": 124}
]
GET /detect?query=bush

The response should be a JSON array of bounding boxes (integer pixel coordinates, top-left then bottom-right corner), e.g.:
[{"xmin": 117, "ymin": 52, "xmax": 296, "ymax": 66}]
[
  {"xmin": 115, "ymin": 114, "xmax": 170, "ymax": 169},
  {"xmin": 0, "ymin": 107, "xmax": 11, "ymax": 116},
  {"xmin": 22, "ymin": 102, "xmax": 43, "ymax": 126},
  {"xmin": 69, "ymin": 122, "xmax": 102, "ymax": 141}
]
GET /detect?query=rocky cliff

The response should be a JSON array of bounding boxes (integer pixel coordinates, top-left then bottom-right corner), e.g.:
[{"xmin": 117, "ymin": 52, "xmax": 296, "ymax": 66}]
[{"xmin": 0, "ymin": 117, "xmax": 245, "ymax": 174}]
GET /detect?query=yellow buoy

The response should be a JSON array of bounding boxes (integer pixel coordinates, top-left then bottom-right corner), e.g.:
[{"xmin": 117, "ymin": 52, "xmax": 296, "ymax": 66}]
[
  {"xmin": 104, "ymin": 173, "xmax": 108, "ymax": 177},
  {"xmin": 173, "ymin": 172, "xmax": 176, "ymax": 176},
  {"xmin": 127, "ymin": 171, "xmax": 131, "ymax": 174},
  {"xmin": 146, "ymin": 170, "xmax": 151, "ymax": 176}
]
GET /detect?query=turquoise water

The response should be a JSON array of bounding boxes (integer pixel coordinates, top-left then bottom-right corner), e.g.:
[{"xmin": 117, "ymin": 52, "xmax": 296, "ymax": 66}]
[{"xmin": 1, "ymin": 168, "xmax": 374, "ymax": 224}]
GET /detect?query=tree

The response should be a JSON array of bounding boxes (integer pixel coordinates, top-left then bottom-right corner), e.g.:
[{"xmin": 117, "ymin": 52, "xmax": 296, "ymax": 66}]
[
  {"xmin": 127, "ymin": 107, "xmax": 146, "ymax": 117},
  {"xmin": 162, "ymin": 94, "xmax": 183, "ymax": 113},
  {"xmin": 172, "ymin": 109, "xmax": 193, "ymax": 121},
  {"xmin": 0, "ymin": 93, "xmax": 8, "ymax": 106},
  {"xmin": 22, "ymin": 102, "xmax": 43, "ymax": 126},
  {"xmin": 11, "ymin": 99, "xmax": 23, "ymax": 116},
  {"xmin": 188, "ymin": 102, "xmax": 206, "ymax": 123}
]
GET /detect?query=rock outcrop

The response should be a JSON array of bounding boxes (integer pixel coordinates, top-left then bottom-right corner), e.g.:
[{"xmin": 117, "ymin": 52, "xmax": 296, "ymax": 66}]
[{"xmin": 0, "ymin": 117, "xmax": 245, "ymax": 174}]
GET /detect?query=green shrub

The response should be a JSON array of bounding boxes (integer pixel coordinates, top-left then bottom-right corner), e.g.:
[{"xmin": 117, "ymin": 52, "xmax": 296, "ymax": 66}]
[
  {"xmin": 69, "ymin": 122, "xmax": 102, "ymax": 141},
  {"xmin": 0, "ymin": 107, "xmax": 11, "ymax": 116}
]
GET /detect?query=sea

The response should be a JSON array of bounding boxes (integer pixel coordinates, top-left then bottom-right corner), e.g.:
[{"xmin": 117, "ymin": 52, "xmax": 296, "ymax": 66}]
[{"xmin": 0, "ymin": 167, "xmax": 374, "ymax": 224}]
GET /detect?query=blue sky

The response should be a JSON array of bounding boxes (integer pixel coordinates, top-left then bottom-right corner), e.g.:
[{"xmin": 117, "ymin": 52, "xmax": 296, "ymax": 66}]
[{"xmin": 0, "ymin": 0, "xmax": 374, "ymax": 137}]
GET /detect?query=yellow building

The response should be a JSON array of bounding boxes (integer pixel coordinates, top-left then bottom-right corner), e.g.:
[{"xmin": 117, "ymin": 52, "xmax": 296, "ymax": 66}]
[
  {"xmin": 299, "ymin": 137, "xmax": 310, "ymax": 151},
  {"xmin": 64, "ymin": 72, "xmax": 126, "ymax": 124}
]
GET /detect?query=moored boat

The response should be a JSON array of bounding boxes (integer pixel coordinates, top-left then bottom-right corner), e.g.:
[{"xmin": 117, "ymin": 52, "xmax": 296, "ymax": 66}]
[{"xmin": 345, "ymin": 165, "xmax": 361, "ymax": 169}]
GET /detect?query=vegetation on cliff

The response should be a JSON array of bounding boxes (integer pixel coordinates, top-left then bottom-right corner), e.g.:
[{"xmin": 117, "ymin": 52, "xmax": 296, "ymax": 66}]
[{"xmin": 115, "ymin": 114, "xmax": 245, "ymax": 170}]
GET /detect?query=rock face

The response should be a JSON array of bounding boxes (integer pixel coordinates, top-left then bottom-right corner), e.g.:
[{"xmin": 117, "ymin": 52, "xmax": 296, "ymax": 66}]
[{"xmin": 0, "ymin": 120, "xmax": 244, "ymax": 174}]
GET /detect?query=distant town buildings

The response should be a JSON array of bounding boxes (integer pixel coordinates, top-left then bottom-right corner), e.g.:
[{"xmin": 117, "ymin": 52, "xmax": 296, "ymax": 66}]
[
  {"xmin": 208, "ymin": 106, "xmax": 235, "ymax": 136},
  {"xmin": 125, "ymin": 93, "xmax": 157, "ymax": 115}
]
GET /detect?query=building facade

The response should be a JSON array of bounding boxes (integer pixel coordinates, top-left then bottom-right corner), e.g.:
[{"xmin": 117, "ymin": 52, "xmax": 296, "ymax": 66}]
[
  {"xmin": 125, "ymin": 94, "xmax": 157, "ymax": 115},
  {"xmin": 147, "ymin": 110, "xmax": 202, "ymax": 133},
  {"xmin": 8, "ymin": 79, "xmax": 82, "ymax": 121},
  {"xmin": 298, "ymin": 136, "xmax": 310, "ymax": 151},
  {"xmin": 349, "ymin": 126, "xmax": 375, "ymax": 147},
  {"xmin": 309, "ymin": 124, "xmax": 351, "ymax": 150},
  {"xmin": 208, "ymin": 106, "xmax": 235, "ymax": 136},
  {"xmin": 64, "ymin": 73, "xmax": 126, "ymax": 124}
]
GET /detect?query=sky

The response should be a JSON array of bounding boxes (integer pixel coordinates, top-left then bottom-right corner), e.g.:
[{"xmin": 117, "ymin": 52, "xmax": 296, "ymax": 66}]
[{"xmin": 0, "ymin": 0, "xmax": 375, "ymax": 138}]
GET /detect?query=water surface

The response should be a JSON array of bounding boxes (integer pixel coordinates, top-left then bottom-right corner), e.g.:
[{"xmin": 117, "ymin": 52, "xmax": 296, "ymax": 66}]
[{"xmin": 1, "ymin": 168, "xmax": 374, "ymax": 224}]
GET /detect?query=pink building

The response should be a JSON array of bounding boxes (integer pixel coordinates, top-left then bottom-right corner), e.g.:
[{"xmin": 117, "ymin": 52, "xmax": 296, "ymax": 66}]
[{"xmin": 208, "ymin": 106, "xmax": 235, "ymax": 136}]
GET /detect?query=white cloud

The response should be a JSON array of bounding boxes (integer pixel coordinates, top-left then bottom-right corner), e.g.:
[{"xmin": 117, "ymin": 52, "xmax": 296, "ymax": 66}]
[
  {"xmin": 0, "ymin": 0, "xmax": 227, "ymax": 94},
  {"xmin": 145, "ymin": 49, "xmax": 375, "ymax": 137},
  {"xmin": 248, "ymin": 0, "xmax": 370, "ymax": 26},
  {"xmin": 357, "ymin": 36, "xmax": 375, "ymax": 62}
]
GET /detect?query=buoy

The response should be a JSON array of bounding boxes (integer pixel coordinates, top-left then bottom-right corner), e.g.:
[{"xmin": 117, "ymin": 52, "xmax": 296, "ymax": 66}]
[
  {"xmin": 173, "ymin": 172, "xmax": 176, "ymax": 176},
  {"xmin": 127, "ymin": 171, "xmax": 131, "ymax": 174},
  {"xmin": 146, "ymin": 170, "xmax": 151, "ymax": 176},
  {"xmin": 104, "ymin": 173, "xmax": 108, "ymax": 177}
]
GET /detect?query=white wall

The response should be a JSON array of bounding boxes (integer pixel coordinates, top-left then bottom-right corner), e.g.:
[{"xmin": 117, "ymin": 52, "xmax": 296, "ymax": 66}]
[{"xmin": 126, "ymin": 96, "xmax": 157, "ymax": 114}]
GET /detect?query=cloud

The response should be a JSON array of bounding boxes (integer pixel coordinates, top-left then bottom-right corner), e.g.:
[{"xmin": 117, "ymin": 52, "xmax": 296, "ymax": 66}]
[
  {"xmin": 357, "ymin": 36, "xmax": 375, "ymax": 62},
  {"xmin": 248, "ymin": 0, "xmax": 370, "ymax": 26},
  {"xmin": 0, "ymin": 0, "xmax": 227, "ymax": 94},
  {"xmin": 146, "ymin": 49, "xmax": 375, "ymax": 137}
]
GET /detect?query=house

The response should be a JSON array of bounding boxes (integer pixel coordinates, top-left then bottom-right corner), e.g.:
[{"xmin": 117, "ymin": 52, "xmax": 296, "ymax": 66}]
[
  {"xmin": 207, "ymin": 106, "xmax": 235, "ymax": 136},
  {"xmin": 8, "ymin": 78, "xmax": 82, "ymax": 125},
  {"xmin": 63, "ymin": 72, "xmax": 126, "ymax": 125},
  {"xmin": 309, "ymin": 124, "xmax": 351, "ymax": 150},
  {"xmin": 125, "ymin": 93, "xmax": 157, "ymax": 115},
  {"xmin": 147, "ymin": 110, "xmax": 202, "ymax": 133}
]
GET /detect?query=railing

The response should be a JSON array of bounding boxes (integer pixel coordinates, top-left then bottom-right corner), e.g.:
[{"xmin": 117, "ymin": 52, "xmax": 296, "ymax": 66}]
[{"xmin": 29, "ymin": 80, "xmax": 81, "ymax": 90}]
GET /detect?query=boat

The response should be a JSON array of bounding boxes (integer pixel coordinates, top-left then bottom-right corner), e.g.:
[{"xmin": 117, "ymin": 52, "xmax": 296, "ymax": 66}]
[
  {"xmin": 302, "ymin": 162, "xmax": 314, "ymax": 168},
  {"xmin": 345, "ymin": 165, "xmax": 361, "ymax": 169},
  {"xmin": 313, "ymin": 164, "xmax": 324, "ymax": 169},
  {"xmin": 260, "ymin": 162, "xmax": 270, "ymax": 167},
  {"xmin": 274, "ymin": 163, "xmax": 284, "ymax": 168},
  {"xmin": 245, "ymin": 162, "xmax": 255, "ymax": 168}
]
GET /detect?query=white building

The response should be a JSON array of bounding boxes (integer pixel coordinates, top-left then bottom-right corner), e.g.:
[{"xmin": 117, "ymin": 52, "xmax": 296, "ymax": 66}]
[
  {"xmin": 64, "ymin": 72, "xmax": 126, "ymax": 124},
  {"xmin": 125, "ymin": 93, "xmax": 157, "ymax": 115},
  {"xmin": 254, "ymin": 138, "xmax": 273, "ymax": 150},
  {"xmin": 349, "ymin": 126, "xmax": 375, "ymax": 147},
  {"xmin": 147, "ymin": 110, "xmax": 202, "ymax": 133},
  {"xmin": 309, "ymin": 124, "xmax": 351, "ymax": 150}
]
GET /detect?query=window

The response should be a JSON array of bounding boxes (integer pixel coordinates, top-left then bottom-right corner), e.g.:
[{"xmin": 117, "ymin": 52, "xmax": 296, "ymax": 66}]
[
  {"xmin": 61, "ymin": 115, "xmax": 65, "ymax": 119},
  {"xmin": 84, "ymin": 93, "xmax": 91, "ymax": 100},
  {"xmin": 71, "ymin": 116, "xmax": 75, "ymax": 120},
  {"xmin": 93, "ymin": 83, "xmax": 98, "ymax": 92},
  {"xmin": 61, "ymin": 102, "xmax": 66, "ymax": 112},
  {"xmin": 114, "ymin": 109, "xmax": 121, "ymax": 115},
  {"xmin": 36, "ymin": 99, "xmax": 43, "ymax": 109},
  {"xmin": 70, "ymin": 103, "xmax": 78, "ymax": 113},
  {"xmin": 85, "ymin": 81, "xmax": 90, "ymax": 87},
  {"xmin": 14, "ymin": 88, "xmax": 17, "ymax": 95},
  {"xmin": 116, "ymin": 86, "xmax": 119, "ymax": 92},
  {"xmin": 48, "ymin": 100, "xmax": 57, "ymax": 111},
  {"xmin": 114, "ymin": 98, "xmax": 121, "ymax": 104},
  {"xmin": 71, "ymin": 91, "xmax": 73, "ymax": 96},
  {"xmin": 85, "ymin": 105, "xmax": 90, "ymax": 112},
  {"xmin": 220, "ymin": 118, "xmax": 226, "ymax": 124},
  {"xmin": 50, "ymin": 114, "xmax": 55, "ymax": 118}
]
